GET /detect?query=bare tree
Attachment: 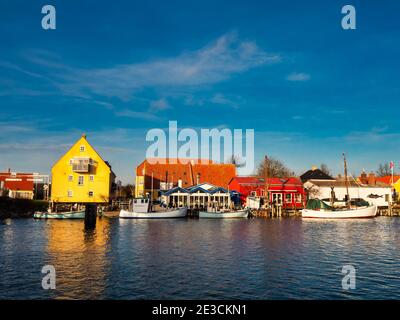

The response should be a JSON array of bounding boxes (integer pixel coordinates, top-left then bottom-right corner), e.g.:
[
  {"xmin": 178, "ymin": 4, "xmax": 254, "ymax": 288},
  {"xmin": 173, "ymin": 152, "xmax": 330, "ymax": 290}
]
[
  {"xmin": 376, "ymin": 163, "xmax": 392, "ymax": 177},
  {"xmin": 320, "ymin": 163, "xmax": 331, "ymax": 176},
  {"xmin": 226, "ymin": 155, "xmax": 245, "ymax": 168},
  {"xmin": 257, "ymin": 156, "xmax": 294, "ymax": 178}
]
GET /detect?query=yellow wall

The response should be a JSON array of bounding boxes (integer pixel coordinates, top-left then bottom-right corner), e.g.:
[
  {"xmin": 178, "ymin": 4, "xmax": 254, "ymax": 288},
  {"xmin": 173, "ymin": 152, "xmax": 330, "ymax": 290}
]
[
  {"xmin": 51, "ymin": 135, "xmax": 114, "ymax": 203},
  {"xmin": 393, "ymin": 180, "xmax": 400, "ymax": 194},
  {"xmin": 135, "ymin": 175, "xmax": 144, "ymax": 197}
]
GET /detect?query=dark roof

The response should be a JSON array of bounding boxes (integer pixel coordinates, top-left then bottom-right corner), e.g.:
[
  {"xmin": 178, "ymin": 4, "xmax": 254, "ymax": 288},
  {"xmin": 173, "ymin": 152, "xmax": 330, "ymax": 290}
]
[{"xmin": 300, "ymin": 169, "xmax": 334, "ymax": 183}]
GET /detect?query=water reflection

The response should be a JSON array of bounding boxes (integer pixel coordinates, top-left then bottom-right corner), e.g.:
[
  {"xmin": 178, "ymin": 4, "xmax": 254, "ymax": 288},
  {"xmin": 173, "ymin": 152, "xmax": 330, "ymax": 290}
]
[
  {"xmin": 1, "ymin": 217, "xmax": 400, "ymax": 299},
  {"xmin": 45, "ymin": 218, "xmax": 111, "ymax": 299}
]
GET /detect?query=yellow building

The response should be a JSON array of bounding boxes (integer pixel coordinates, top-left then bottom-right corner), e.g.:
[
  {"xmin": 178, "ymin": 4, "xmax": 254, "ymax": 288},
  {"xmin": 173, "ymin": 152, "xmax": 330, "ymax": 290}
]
[{"xmin": 51, "ymin": 134, "xmax": 116, "ymax": 203}]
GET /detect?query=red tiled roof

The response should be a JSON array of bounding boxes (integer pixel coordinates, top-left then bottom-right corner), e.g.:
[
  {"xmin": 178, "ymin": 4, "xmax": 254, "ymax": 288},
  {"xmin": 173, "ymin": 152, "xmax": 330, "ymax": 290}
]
[
  {"xmin": 375, "ymin": 176, "xmax": 400, "ymax": 185},
  {"xmin": 137, "ymin": 158, "xmax": 236, "ymax": 189}
]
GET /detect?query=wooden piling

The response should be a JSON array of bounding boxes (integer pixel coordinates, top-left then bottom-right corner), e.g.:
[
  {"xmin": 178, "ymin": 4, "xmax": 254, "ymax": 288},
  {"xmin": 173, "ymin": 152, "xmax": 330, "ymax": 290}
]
[{"xmin": 84, "ymin": 204, "xmax": 97, "ymax": 229}]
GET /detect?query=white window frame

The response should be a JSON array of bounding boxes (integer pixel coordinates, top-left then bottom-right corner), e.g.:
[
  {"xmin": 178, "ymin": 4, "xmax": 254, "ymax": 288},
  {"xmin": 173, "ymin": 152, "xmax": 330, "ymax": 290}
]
[
  {"xmin": 89, "ymin": 175, "xmax": 94, "ymax": 182},
  {"xmin": 68, "ymin": 175, "xmax": 73, "ymax": 182},
  {"xmin": 67, "ymin": 190, "xmax": 73, "ymax": 197},
  {"xmin": 285, "ymin": 193, "xmax": 292, "ymax": 203},
  {"xmin": 295, "ymin": 193, "xmax": 302, "ymax": 203}
]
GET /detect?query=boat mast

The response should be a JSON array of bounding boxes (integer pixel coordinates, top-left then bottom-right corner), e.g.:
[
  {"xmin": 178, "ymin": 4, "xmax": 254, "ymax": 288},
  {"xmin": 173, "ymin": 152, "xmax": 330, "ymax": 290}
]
[
  {"xmin": 151, "ymin": 171, "xmax": 154, "ymax": 207},
  {"xmin": 264, "ymin": 155, "xmax": 270, "ymax": 209},
  {"xmin": 343, "ymin": 153, "xmax": 350, "ymax": 208}
]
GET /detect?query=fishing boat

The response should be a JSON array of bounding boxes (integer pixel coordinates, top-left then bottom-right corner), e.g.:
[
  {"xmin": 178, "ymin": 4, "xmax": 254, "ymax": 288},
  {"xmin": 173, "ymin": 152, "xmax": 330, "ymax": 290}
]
[
  {"xmin": 301, "ymin": 199, "xmax": 377, "ymax": 219},
  {"xmin": 33, "ymin": 210, "xmax": 85, "ymax": 219},
  {"xmin": 199, "ymin": 209, "xmax": 249, "ymax": 219},
  {"xmin": 119, "ymin": 198, "xmax": 187, "ymax": 219},
  {"xmin": 302, "ymin": 153, "xmax": 378, "ymax": 219}
]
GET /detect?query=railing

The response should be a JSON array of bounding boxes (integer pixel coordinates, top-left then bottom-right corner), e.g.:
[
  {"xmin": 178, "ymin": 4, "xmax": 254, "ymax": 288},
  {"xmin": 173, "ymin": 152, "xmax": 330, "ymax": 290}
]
[{"xmin": 72, "ymin": 164, "xmax": 90, "ymax": 172}]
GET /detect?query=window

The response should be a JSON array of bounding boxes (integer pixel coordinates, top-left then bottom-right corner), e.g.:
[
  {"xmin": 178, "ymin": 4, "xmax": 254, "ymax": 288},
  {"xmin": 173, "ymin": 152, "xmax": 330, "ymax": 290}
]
[
  {"xmin": 68, "ymin": 175, "xmax": 73, "ymax": 182},
  {"xmin": 80, "ymin": 145, "xmax": 85, "ymax": 152},
  {"xmin": 285, "ymin": 194, "xmax": 292, "ymax": 203},
  {"xmin": 69, "ymin": 159, "xmax": 73, "ymax": 165},
  {"xmin": 250, "ymin": 191, "xmax": 257, "ymax": 196},
  {"xmin": 88, "ymin": 190, "xmax": 94, "ymax": 197},
  {"xmin": 89, "ymin": 175, "xmax": 94, "ymax": 182},
  {"xmin": 68, "ymin": 190, "xmax": 73, "ymax": 197},
  {"xmin": 78, "ymin": 176, "xmax": 84, "ymax": 186},
  {"xmin": 295, "ymin": 194, "xmax": 302, "ymax": 203},
  {"xmin": 272, "ymin": 193, "xmax": 283, "ymax": 205}
]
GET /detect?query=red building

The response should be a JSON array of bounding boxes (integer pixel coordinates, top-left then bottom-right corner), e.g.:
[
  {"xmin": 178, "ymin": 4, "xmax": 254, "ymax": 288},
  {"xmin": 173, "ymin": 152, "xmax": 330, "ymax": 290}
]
[
  {"xmin": 228, "ymin": 176, "xmax": 305, "ymax": 208},
  {"xmin": 0, "ymin": 170, "xmax": 35, "ymax": 199}
]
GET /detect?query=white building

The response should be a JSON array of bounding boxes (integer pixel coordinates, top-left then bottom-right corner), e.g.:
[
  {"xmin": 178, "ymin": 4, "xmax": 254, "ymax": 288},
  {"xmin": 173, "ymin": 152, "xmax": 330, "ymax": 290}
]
[{"xmin": 304, "ymin": 179, "xmax": 392, "ymax": 207}]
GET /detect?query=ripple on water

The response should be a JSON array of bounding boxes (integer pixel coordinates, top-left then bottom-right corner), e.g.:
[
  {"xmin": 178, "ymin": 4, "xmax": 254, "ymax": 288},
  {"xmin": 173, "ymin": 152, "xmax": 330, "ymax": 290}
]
[{"xmin": 1, "ymin": 217, "xmax": 400, "ymax": 299}]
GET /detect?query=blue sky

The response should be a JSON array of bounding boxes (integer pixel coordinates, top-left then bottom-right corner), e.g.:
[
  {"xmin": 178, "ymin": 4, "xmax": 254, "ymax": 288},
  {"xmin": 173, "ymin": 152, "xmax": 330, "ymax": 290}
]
[{"xmin": 1, "ymin": 0, "xmax": 400, "ymax": 183}]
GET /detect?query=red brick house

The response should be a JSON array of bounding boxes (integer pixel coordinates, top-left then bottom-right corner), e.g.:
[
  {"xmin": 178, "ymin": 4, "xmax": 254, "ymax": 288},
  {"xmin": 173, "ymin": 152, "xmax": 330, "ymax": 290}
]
[
  {"xmin": 228, "ymin": 176, "xmax": 305, "ymax": 208},
  {"xmin": 135, "ymin": 158, "xmax": 237, "ymax": 199}
]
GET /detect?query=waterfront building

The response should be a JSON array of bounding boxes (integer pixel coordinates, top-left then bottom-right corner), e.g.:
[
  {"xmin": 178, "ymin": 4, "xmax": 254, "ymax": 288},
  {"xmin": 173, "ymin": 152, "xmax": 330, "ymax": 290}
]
[
  {"xmin": 135, "ymin": 158, "xmax": 236, "ymax": 200},
  {"xmin": 304, "ymin": 178, "xmax": 392, "ymax": 207},
  {"xmin": 228, "ymin": 176, "xmax": 305, "ymax": 209},
  {"xmin": 160, "ymin": 182, "xmax": 239, "ymax": 210},
  {"xmin": 358, "ymin": 171, "xmax": 400, "ymax": 196},
  {"xmin": 0, "ymin": 169, "xmax": 34, "ymax": 199},
  {"xmin": 51, "ymin": 134, "xmax": 116, "ymax": 204}
]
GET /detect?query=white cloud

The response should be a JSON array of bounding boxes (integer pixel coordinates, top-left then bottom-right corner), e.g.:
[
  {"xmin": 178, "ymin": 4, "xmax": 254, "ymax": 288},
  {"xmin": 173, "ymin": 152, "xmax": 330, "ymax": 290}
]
[
  {"xmin": 286, "ymin": 72, "xmax": 310, "ymax": 82},
  {"xmin": 28, "ymin": 33, "xmax": 281, "ymax": 100},
  {"xmin": 149, "ymin": 98, "xmax": 170, "ymax": 112}
]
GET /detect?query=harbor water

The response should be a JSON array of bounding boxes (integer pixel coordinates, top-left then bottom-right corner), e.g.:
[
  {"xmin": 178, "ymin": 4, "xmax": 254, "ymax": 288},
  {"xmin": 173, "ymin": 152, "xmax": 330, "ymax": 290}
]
[{"xmin": 1, "ymin": 216, "xmax": 400, "ymax": 299}]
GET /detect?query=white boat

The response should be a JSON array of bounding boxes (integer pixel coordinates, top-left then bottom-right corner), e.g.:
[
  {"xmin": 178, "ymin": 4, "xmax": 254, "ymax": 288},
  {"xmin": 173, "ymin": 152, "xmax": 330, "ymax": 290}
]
[
  {"xmin": 302, "ymin": 205, "xmax": 377, "ymax": 219},
  {"xmin": 119, "ymin": 198, "xmax": 187, "ymax": 219},
  {"xmin": 199, "ymin": 209, "xmax": 249, "ymax": 219},
  {"xmin": 34, "ymin": 210, "xmax": 85, "ymax": 219},
  {"xmin": 120, "ymin": 207, "xmax": 187, "ymax": 219}
]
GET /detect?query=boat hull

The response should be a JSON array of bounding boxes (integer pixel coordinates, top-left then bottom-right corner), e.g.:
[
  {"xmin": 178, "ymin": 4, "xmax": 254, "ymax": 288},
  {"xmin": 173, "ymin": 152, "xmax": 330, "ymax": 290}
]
[
  {"xmin": 199, "ymin": 210, "xmax": 249, "ymax": 219},
  {"xmin": 33, "ymin": 210, "xmax": 86, "ymax": 219},
  {"xmin": 301, "ymin": 206, "xmax": 377, "ymax": 219},
  {"xmin": 119, "ymin": 207, "xmax": 187, "ymax": 219}
]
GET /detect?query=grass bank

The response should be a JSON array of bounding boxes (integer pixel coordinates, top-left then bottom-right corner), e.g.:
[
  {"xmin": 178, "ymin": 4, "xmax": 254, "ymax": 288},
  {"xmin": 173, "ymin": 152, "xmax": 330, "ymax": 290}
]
[{"xmin": 0, "ymin": 197, "xmax": 48, "ymax": 219}]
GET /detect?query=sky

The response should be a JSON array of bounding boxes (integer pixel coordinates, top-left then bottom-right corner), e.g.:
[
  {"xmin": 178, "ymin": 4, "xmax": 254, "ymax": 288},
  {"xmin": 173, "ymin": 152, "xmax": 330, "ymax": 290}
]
[{"xmin": 1, "ymin": 0, "xmax": 400, "ymax": 183}]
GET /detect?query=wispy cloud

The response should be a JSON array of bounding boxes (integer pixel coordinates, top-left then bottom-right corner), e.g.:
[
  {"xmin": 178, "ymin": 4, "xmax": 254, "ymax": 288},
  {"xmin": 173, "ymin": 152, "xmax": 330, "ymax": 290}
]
[
  {"xmin": 25, "ymin": 33, "xmax": 280, "ymax": 101},
  {"xmin": 149, "ymin": 98, "xmax": 170, "ymax": 112},
  {"xmin": 286, "ymin": 72, "xmax": 310, "ymax": 82}
]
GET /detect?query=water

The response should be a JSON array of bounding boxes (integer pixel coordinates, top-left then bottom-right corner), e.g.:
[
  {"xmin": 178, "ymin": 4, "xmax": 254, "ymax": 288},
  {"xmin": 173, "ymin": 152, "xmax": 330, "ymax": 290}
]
[{"xmin": 1, "ymin": 216, "xmax": 400, "ymax": 299}]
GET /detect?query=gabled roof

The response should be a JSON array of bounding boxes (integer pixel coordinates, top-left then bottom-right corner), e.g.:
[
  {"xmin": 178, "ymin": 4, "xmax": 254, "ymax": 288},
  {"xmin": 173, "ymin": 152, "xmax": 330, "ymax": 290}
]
[
  {"xmin": 230, "ymin": 176, "xmax": 303, "ymax": 187},
  {"xmin": 160, "ymin": 182, "xmax": 231, "ymax": 195},
  {"xmin": 300, "ymin": 168, "xmax": 334, "ymax": 183},
  {"xmin": 52, "ymin": 134, "xmax": 114, "ymax": 175}
]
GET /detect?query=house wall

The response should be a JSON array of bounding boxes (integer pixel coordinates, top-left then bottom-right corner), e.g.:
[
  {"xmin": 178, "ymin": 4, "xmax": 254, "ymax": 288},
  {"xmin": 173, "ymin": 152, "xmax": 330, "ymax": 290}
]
[
  {"xmin": 51, "ymin": 136, "xmax": 114, "ymax": 203},
  {"xmin": 305, "ymin": 183, "xmax": 391, "ymax": 207}
]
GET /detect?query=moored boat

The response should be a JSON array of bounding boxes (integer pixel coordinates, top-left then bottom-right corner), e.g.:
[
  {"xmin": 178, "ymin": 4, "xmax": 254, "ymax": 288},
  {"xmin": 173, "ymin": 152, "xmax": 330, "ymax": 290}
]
[
  {"xmin": 33, "ymin": 210, "xmax": 85, "ymax": 219},
  {"xmin": 199, "ymin": 209, "xmax": 249, "ymax": 219},
  {"xmin": 301, "ymin": 204, "xmax": 377, "ymax": 219},
  {"xmin": 120, "ymin": 207, "xmax": 187, "ymax": 219},
  {"xmin": 119, "ymin": 198, "xmax": 187, "ymax": 218}
]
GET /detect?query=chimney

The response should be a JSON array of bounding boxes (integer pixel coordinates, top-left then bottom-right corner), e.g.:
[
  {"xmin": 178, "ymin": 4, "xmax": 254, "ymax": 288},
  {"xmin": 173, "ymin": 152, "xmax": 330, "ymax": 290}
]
[
  {"xmin": 368, "ymin": 172, "xmax": 376, "ymax": 185},
  {"xmin": 178, "ymin": 179, "xmax": 182, "ymax": 188},
  {"xmin": 196, "ymin": 173, "xmax": 200, "ymax": 185},
  {"xmin": 360, "ymin": 171, "xmax": 368, "ymax": 184},
  {"xmin": 8, "ymin": 168, "xmax": 11, "ymax": 173}
]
